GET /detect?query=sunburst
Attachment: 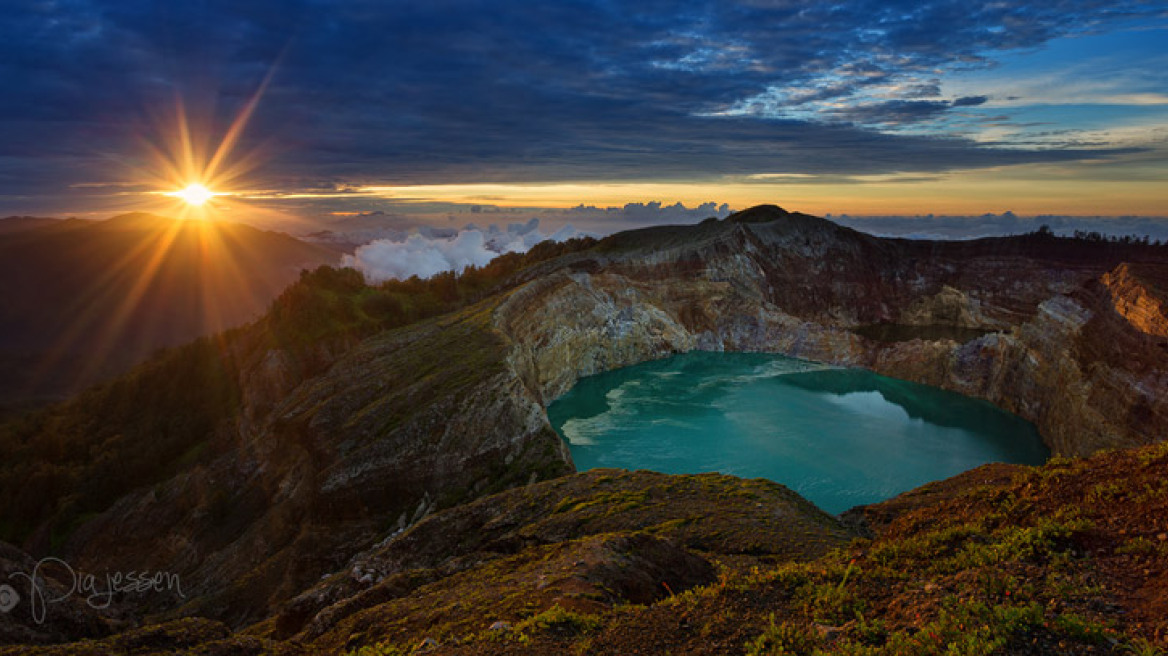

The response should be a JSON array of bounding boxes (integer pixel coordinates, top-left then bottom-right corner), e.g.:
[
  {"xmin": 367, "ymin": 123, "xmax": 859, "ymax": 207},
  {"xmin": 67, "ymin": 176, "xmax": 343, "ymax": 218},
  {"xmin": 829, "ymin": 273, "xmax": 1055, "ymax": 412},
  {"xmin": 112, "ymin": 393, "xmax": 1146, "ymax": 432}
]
[
  {"xmin": 131, "ymin": 64, "xmax": 282, "ymax": 221},
  {"xmin": 24, "ymin": 68, "xmax": 289, "ymax": 398}
]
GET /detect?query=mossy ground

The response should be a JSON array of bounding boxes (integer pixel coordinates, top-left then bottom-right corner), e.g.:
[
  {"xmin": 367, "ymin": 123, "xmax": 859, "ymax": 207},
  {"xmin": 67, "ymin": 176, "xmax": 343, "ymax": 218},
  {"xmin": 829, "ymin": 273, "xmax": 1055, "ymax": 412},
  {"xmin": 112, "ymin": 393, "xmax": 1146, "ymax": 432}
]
[
  {"xmin": 401, "ymin": 442, "xmax": 1168, "ymax": 655},
  {"xmin": 9, "ymin": 442, "xmax": 1168, "ymax": 655}
]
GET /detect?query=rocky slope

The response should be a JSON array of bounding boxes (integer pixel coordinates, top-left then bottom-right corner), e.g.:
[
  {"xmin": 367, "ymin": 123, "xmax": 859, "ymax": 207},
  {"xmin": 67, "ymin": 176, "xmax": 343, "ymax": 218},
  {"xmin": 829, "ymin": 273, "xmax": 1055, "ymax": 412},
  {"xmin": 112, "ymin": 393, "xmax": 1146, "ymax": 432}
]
[
  {"xmin": 6, "ymin": 442, "xmax": 1168, "ymax": 654},
  {"xmin": 1, "ymin": 205, "xmax": 1166, "ymax": 650},
  {"xmin": 37, "ymin": 302, "xmax": 571, "ymax": 630}
]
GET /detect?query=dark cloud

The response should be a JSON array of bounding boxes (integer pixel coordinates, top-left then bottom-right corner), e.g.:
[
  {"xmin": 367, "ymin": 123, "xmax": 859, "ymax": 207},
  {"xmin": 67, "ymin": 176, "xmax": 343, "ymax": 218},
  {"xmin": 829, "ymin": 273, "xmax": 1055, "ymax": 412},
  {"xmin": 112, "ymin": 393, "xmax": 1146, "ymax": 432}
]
[
  {"xmin": 832, "ymin": 94, "xmax": 994, "ymax": 125},
  {"xmin": 952, "ymin": 95, "xmax": 990, "ymax": 107},
  {"xmin": 831, "ymin": 100, "xmax": 956, "ymax": 125},
  {"xmin": 0, "ymin": 0, "xmax": 1160, "ymax": 214},
  {"xmin": 902, "ymin": 82, "xmax": 944, "ymax": 98}
]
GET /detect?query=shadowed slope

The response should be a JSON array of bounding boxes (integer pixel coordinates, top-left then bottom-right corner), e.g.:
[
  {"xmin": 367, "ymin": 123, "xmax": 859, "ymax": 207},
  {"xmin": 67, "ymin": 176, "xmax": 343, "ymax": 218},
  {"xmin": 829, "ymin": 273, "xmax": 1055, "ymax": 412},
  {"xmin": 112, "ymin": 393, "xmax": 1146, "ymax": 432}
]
[{"xmin": 0, "ymin": 213, "xmax": 341, "ymax": 407}]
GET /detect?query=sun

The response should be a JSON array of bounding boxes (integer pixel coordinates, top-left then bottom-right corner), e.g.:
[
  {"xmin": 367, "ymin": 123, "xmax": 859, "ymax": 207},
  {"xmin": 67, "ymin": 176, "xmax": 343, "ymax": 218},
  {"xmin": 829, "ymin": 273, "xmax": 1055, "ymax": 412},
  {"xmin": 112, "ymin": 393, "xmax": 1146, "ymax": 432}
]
[
  {"xmin": 170, "ymin": 183, "xmax": 217, "ymax": 206},
  {"xmin": 136, "ymin": 66, "xmax": 280, "ymax": 220}
]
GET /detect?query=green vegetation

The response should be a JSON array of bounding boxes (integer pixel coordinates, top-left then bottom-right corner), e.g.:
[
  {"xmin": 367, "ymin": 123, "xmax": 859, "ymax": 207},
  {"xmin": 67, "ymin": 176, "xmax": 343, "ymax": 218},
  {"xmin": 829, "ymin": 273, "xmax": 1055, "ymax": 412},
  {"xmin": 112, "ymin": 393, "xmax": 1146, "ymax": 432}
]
[
  {"xmin": 346, "ymin": 642, "xmax": 409, "ymax": 656},
  {"xmin": 852, "ymin": 323, "xmax": 994, "ymax": 344},
  {"xmin": 5, "ymin": 441, "xmax": 1168, "ymax": 655},
  {"xmin": 515, "ymin": 605, "xmax": 603, "ymax": 637},
  {"xmin": 0, "ymin": 236, "xmax": 596, "ymax": 546},
  {"xmin": 726, "ymin": 520, "xmax": 1125, "ymax": 655},
  {"xmin": 745, "ymin": 614, "xmax": 819, "ymax": 655},
  {"xmin": 619, "ymin": 446, "xmax": 1167, "ymax": 655},
  {"xmin": 264, "ymin": 237, "xmax": 596, "ymax": 366},
  {"xmin": 552, "ymin": 489, "xmax": 651, "ymax": 515},
  {"xmin": 797, "ymin": 580, "xmax": 866, "ymax": 625},
  {"xmin": 1116, "ymin": 536, "xmax": 1168, "ymax": 558},
  {"xmin": 0, "ymin": 335, "xmax": 242, "ymax": 544}
]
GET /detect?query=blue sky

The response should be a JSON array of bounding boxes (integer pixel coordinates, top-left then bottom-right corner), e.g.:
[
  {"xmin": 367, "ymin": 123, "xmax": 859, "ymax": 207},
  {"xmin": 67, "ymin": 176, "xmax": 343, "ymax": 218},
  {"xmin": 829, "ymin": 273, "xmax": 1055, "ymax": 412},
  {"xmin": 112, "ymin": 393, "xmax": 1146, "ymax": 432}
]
[{"xmin": 0, "ymin": 0, "xmax": 1165, "ymax": 229}]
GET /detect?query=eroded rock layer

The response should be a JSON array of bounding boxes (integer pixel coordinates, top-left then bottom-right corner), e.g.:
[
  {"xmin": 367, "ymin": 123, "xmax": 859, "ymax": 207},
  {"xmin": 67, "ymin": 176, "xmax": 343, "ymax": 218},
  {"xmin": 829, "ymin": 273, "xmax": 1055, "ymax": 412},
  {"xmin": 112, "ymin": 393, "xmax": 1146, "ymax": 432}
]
[{"xmin": 495, "ymin": 206, "xmax": 1168, "ymax": 457}]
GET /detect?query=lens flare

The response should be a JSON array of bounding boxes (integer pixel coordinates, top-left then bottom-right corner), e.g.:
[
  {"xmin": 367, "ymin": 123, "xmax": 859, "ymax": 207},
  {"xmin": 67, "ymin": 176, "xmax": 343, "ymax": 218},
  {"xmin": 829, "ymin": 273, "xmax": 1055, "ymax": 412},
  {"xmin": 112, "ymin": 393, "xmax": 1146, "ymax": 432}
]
[
  {"xmin": 126, "ymin": 61, "xmax": 285, "ymax": 222},
  {"xmin": 23, "ymin": 64, "xmax": 292, "ymax": 399}
]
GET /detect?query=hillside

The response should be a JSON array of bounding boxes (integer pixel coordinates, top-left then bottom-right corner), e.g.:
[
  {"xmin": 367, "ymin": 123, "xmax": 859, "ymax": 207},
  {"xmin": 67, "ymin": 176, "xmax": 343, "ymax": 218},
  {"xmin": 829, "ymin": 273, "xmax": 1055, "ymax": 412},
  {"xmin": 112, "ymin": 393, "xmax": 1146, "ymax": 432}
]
[
  {"xmin": 0, "ymin": 213, "xmax": 341, "ymax": 409},
  {"xmin": 0, "ymin": 206, "xmax": 1166, "ymax": 653},
  {"xmin": 4, "ymin": 444, "xmax": 1166, "ymax": 654}
]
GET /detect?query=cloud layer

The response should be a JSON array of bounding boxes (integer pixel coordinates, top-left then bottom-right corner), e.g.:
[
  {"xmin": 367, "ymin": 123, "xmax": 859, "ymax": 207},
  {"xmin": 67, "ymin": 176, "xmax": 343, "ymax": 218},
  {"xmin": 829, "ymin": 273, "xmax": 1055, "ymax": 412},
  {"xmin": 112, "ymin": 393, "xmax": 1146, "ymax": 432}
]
[
  {"xmin": 300, "ymin": 200, "xmax": 732, "ymax": 241},
  {"xmin": 340, "ymin": 210, "xmax": 1168, "ymax": 284},
  {"xmin": 341, "ymin": 220, "xmax": 585, "ymax": 282}
]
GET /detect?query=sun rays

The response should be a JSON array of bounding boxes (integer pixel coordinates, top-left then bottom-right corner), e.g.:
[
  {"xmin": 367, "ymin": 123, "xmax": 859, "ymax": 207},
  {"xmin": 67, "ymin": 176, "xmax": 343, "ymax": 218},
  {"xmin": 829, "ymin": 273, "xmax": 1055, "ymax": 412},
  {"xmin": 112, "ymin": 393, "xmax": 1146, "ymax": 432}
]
[
  {"xmin": 112, "ymin": 59, "xmax": 292, "ymax": 227},
  {"xmin": 21, "ymin": 71, "xmax": 295, "ymax": 399}
]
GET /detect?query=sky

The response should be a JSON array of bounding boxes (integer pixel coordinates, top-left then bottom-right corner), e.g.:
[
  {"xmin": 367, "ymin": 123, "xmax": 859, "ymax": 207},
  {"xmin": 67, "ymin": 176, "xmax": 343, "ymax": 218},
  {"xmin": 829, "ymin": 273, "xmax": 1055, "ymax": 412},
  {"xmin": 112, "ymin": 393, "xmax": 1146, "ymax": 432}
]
[{"xmin": 1, "ymin": 0, "xmax": 1166, "ymax": 236}]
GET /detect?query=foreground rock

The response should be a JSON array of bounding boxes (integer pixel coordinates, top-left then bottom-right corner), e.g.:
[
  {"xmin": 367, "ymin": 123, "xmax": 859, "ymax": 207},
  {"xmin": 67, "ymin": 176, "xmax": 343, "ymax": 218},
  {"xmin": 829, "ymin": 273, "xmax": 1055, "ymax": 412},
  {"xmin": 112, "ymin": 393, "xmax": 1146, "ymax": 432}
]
[
  {"xmin": 9, "ymin": 443, "xmax": 1168, "ymax": 654},
  {"xmin": 0, "ymin": 542, "xmax": 112, "ymax": 645},
  {"xmin": 0, "ymin": 471, "xmax": 853, "ymax": 654},
  {"xmin": 266, "ymin": 469, "xmax": 849, "ymax": 646}
]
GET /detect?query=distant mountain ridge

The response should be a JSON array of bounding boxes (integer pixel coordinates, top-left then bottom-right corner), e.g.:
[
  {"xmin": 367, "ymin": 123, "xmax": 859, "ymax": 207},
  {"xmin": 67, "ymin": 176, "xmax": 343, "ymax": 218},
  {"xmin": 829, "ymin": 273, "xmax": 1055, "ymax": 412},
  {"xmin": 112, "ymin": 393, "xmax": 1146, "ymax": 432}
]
[
  {"xmin": 0, "ymin": 216, "xmax": 60, "ymax": 235},
  {"xmin": 0, "ymin": 212, "xmax": 341, "ymax": 407}
]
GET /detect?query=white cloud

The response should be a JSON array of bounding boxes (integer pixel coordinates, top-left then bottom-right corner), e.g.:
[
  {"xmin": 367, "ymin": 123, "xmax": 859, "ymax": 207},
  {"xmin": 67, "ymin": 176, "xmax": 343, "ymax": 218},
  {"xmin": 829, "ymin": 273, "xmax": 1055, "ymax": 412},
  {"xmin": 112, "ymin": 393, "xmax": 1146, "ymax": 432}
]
[{"xmin": 341, "ymin": 219, "xmax": 588, "ymax": 282}]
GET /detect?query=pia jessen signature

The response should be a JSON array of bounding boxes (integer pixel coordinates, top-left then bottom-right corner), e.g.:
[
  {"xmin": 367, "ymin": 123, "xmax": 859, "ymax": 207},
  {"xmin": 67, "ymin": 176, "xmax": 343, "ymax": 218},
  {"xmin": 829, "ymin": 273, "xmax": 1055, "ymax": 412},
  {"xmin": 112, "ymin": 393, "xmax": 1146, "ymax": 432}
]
[{"xmin": 2, "ymin": 557, "xmax": 184, "ymax": 624}]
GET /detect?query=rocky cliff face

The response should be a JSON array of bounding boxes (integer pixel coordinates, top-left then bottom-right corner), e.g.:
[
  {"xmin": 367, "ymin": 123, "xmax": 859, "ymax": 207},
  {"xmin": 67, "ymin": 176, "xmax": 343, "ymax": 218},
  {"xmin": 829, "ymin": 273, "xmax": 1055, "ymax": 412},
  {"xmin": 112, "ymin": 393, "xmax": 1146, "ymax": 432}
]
[
  {"xmin": 1101, "ymin": 262, "xmax": 1168, "ymax": 337},
  {"xmin": 3, "ymin": 205, "xmax": 1167, "ymax": 643},
  {"xmin": 495, "ymin": 206, "xmax": 1168, "ymax": 457}
]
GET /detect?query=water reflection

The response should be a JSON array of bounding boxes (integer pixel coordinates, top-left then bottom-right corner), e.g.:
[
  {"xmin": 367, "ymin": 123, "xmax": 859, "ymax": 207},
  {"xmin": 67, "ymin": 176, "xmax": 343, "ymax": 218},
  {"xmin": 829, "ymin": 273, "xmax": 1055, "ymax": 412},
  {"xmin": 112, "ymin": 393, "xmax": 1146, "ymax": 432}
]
[{"xmin": 548, "ymin": 351, "xmax": 1048, "ymax": 514}]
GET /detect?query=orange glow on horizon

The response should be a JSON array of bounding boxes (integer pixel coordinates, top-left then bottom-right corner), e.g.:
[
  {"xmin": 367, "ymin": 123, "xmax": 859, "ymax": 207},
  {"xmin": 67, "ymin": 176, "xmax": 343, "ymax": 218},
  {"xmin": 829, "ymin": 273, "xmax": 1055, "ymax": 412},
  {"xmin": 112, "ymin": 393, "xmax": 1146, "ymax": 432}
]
[{"xmin": 343, "ymin": 165, "xmax": 1167, "ymax": 217}]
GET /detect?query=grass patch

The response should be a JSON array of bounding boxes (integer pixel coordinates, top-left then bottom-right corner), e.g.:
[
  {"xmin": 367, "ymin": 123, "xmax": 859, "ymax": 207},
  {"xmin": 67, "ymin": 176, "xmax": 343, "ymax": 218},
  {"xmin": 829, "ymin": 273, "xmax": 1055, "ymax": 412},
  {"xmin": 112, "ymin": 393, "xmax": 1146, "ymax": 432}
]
[
  {"xmin": 515, "ymin": 605, "xmax": 602, "ymax": 637},
  {"xmin": 745, "ymin": 614, "xmax": 818, "ymax": 656}
]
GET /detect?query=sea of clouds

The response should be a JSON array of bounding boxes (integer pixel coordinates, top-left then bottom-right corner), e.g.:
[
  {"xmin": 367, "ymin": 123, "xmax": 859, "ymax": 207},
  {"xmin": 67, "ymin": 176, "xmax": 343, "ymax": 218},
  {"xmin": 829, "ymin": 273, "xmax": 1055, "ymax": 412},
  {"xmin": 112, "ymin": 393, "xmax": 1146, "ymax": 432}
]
[
  {"xmin": 328, "ymin": 201, "xmax": 735, "ymax": 281},
  {"xmin": 334, "ymin": 206, "xmax": 1168, "ymax": 282},
  {"xmin": 340, "ymin": 218, "xmax": 586, "ymax": 282}
]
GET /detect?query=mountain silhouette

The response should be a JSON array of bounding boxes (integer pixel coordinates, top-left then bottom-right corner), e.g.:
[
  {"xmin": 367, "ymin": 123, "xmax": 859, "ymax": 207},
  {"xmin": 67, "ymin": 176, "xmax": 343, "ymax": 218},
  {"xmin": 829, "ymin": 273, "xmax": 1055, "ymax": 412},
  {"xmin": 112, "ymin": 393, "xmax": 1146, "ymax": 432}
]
[{"xmin": 0, "ymin": 213, "xmax": 340, "ymax": 409}]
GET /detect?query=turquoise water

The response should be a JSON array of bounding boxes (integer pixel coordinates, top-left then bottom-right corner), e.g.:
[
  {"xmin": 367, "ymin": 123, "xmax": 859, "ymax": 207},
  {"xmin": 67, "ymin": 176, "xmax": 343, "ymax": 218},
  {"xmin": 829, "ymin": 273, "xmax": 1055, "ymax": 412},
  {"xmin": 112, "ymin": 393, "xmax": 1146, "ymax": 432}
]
[{"xmin": 547, "ymin": 352, "xmax": 1048, "ymax": 514}]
